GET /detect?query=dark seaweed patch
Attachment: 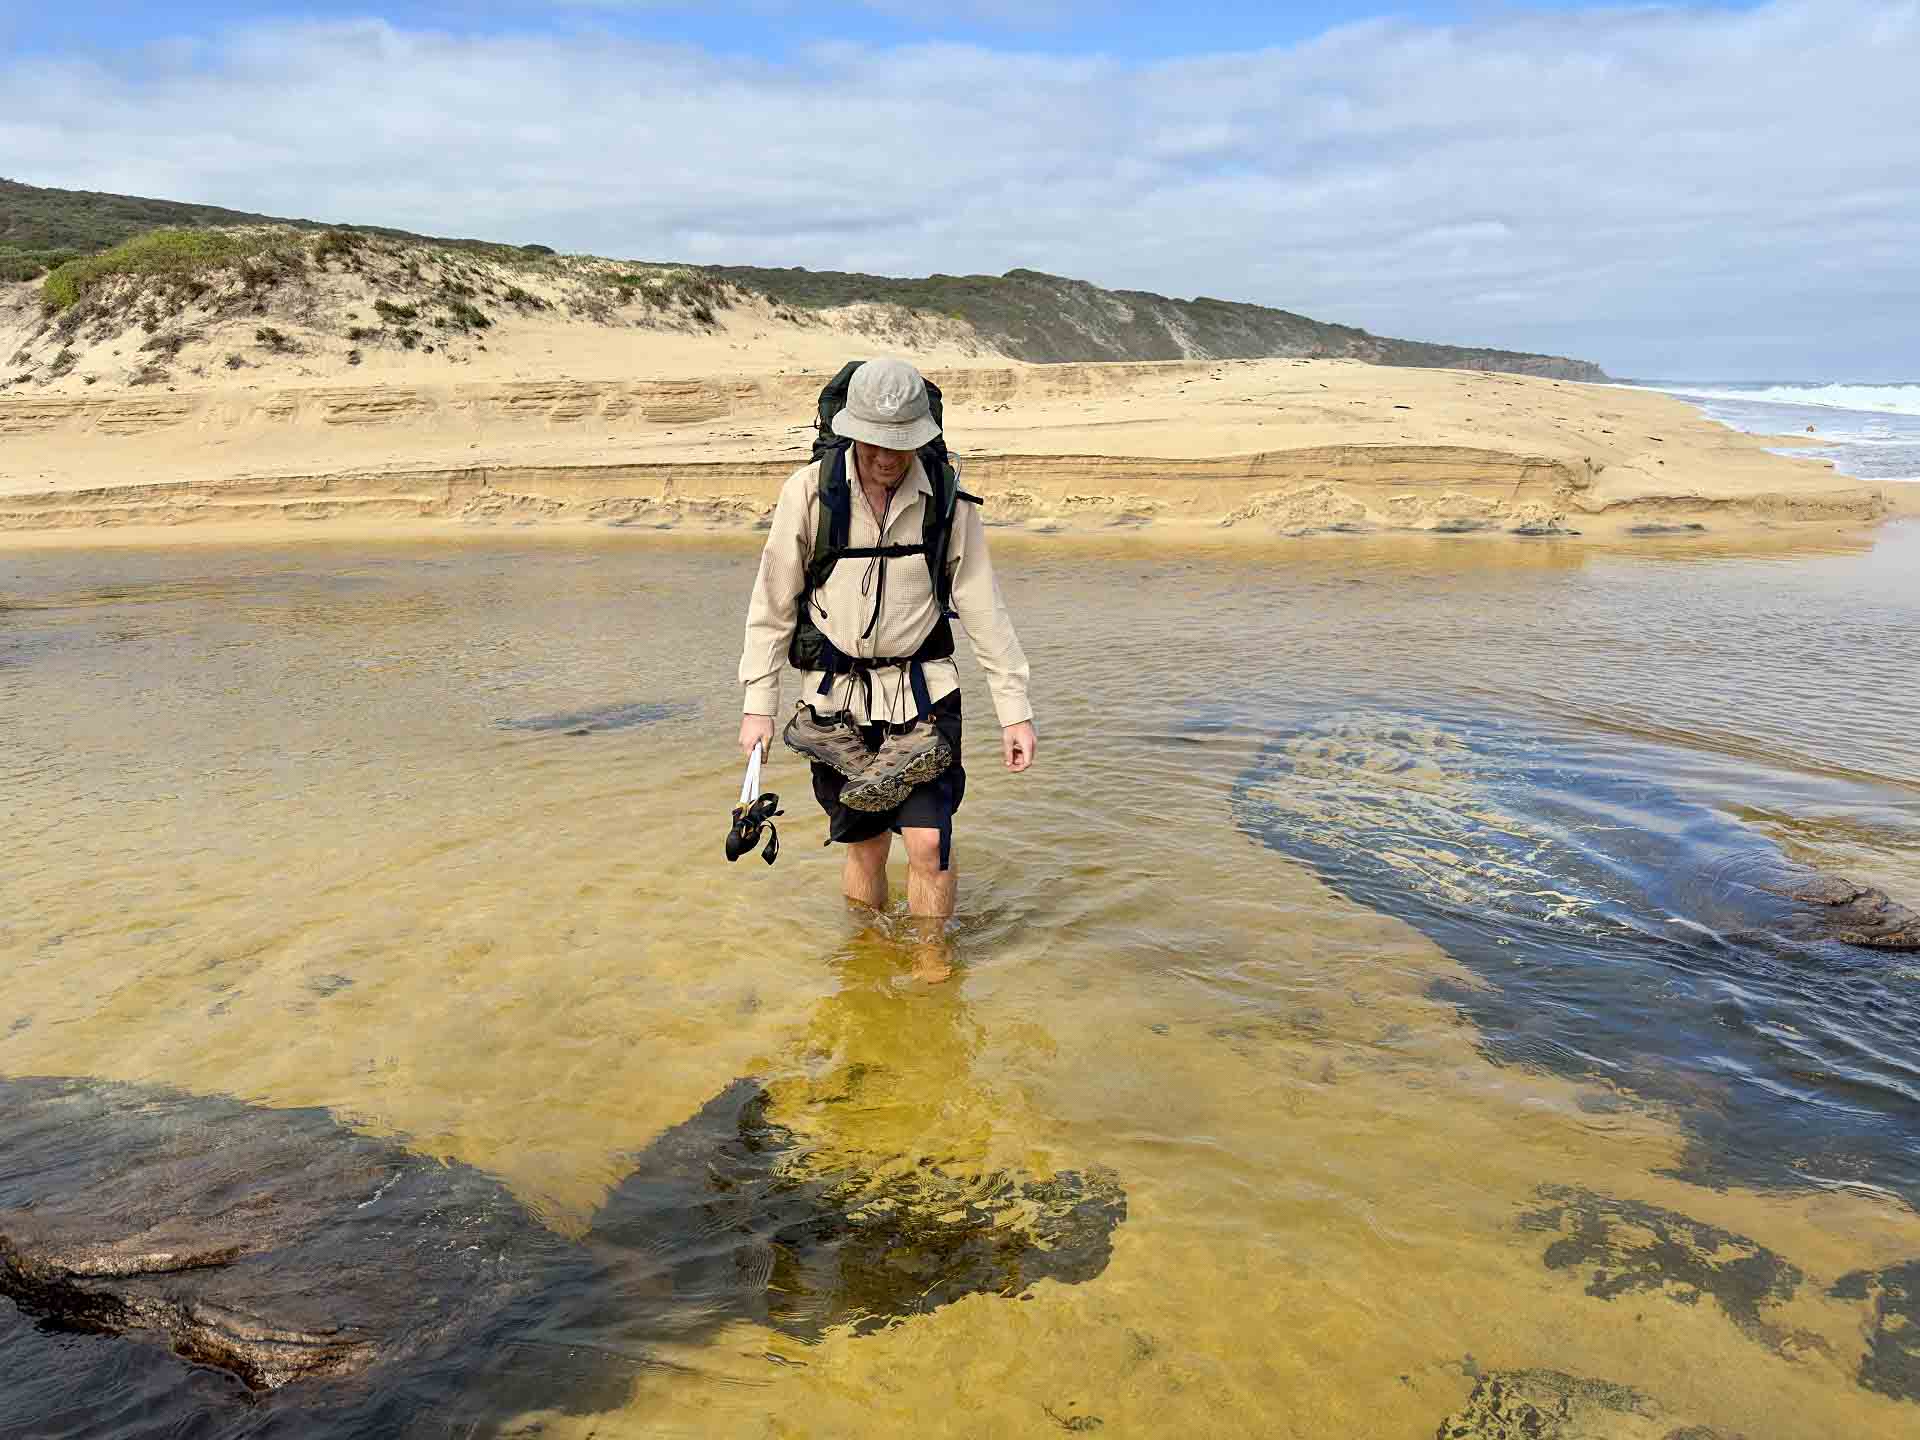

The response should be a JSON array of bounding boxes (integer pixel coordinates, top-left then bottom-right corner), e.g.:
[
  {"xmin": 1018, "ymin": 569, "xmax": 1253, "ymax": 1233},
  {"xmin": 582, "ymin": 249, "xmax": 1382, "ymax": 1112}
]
[
  {"xmin": 580, "ymin": 1082, "xmax": 1125, "ymax": 1343},
  {"xmin": 1828, "ymin": 1260, "xmax": 1920, "ymax": 1402},
  {"xmin": 1518, "ymin": 1185, "xmax": 1803, "ymax": 1347},
  {"xmin": 1435, "ymin": 1369, "xmax": 1737, "ymax": 1440}
]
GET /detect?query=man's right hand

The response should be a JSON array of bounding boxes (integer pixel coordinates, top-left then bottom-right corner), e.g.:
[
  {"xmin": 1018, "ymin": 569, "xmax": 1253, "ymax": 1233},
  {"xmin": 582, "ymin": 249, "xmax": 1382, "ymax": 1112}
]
[{"xmin": 739, "ymin": 713, "xmax": 774, "ymax": 760}]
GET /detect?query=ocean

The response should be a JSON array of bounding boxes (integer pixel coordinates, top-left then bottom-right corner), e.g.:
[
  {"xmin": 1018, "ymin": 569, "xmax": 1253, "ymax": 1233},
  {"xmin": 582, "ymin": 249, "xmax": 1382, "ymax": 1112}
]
[{"xmin": 1622, "ymin": 380, "xmax": 1920, "ymax": 483}]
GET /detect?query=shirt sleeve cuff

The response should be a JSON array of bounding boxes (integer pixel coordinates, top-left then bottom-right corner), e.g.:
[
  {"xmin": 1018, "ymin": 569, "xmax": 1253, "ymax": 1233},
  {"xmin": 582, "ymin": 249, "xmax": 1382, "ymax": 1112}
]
[
  {"xmin": 992, "ymin": 695, "xmax": 1034, "ymax": 728},
  {"xmin": 742, "ymin": 679, "xmax": 781, "ymax": 716}
]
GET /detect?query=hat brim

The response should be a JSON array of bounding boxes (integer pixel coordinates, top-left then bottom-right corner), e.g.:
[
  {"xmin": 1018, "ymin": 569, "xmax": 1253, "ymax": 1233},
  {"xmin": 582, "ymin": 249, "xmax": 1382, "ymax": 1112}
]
[{"xmin": 832, "ymin": 409, "xmax": 941, "ymax": 450}]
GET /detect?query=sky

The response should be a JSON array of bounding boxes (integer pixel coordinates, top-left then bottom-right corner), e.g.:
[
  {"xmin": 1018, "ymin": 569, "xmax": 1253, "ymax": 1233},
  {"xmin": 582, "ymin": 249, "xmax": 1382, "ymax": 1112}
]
[{"xmin": 2, "ymin": 1, "xmax": 1915, "ymax": 379}]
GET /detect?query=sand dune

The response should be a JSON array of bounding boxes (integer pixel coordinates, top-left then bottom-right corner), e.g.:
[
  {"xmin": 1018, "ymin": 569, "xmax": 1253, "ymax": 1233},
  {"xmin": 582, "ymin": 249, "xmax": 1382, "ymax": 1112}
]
[{"xmin": 0, "ymin": 320, "xmax": 1904, "ymax": 539}]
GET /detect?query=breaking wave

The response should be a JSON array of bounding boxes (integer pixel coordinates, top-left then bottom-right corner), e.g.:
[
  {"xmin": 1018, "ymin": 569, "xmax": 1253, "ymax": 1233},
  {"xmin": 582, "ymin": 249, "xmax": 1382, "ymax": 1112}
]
[{"xmin": 1633, "ymin": 382, "xmax": 1920, "ymax": 417}]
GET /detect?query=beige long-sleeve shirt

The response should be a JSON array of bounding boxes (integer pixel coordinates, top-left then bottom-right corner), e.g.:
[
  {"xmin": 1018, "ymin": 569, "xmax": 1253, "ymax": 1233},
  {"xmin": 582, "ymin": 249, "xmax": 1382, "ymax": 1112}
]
[{"xmin": 739, "ymin": 450, "xmax": 1032, "ymax": 727}]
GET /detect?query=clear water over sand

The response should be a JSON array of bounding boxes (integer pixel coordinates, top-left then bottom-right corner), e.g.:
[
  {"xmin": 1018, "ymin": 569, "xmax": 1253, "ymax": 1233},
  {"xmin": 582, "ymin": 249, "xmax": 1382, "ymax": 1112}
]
[{"xmin": 4, "ymin": 524, "xmax": 1919, "ymax": 1436}]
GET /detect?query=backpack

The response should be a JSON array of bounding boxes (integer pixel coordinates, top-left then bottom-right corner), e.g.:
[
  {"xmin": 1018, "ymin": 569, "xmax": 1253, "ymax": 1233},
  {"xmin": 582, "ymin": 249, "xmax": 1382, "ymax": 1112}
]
[{"xmin": 787, "ymin": 361, "xmax": 982, "ymax": 711}]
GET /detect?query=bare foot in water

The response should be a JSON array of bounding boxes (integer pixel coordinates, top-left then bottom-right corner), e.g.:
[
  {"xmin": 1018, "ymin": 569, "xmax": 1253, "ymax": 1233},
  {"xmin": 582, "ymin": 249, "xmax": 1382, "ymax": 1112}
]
[
  {"xmin": 906, "ymin": 917, "xmax": 955, "ymax": 983},
  {"xmin": 911, "ymin": 944, "xmax": 954, "ymax": 984}
]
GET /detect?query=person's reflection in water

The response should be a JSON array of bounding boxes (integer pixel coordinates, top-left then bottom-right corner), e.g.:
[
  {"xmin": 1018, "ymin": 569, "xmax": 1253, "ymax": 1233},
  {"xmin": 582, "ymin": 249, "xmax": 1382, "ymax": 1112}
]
[
  {"xmin": 723, "ymin": 920, "xmax": 1125, "ymax": 1340},
  {"xmin": 769, "ymin": 919, "xmax": 986, "ymax": 1182}
]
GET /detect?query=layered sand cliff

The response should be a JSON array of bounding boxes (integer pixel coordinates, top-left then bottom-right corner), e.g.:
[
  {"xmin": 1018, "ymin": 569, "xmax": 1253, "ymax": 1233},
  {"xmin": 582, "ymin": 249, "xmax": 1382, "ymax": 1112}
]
[{"xmin": 0, "ymin": 262, "xmax": 1905, "ymax": 541}]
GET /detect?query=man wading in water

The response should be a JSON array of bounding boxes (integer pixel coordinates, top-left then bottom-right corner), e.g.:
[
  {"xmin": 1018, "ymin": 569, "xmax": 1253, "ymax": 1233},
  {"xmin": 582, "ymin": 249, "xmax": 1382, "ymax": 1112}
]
[{"xmin": 737, "ymin": 358, "xmax": 1035, "ymax": 974}]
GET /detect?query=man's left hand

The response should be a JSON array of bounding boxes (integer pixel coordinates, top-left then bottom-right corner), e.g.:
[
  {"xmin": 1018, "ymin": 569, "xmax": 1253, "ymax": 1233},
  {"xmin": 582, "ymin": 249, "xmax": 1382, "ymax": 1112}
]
[{"xmin": 1002, "ymin": 721, "xmax": 1037, "ymax": 773}]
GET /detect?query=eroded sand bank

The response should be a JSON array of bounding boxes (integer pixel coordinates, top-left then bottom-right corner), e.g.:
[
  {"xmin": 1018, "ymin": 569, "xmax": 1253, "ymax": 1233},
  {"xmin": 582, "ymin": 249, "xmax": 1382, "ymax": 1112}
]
[{"xmin": 1, "ymin": 346, "xmax": 1907, "ymax": 540}]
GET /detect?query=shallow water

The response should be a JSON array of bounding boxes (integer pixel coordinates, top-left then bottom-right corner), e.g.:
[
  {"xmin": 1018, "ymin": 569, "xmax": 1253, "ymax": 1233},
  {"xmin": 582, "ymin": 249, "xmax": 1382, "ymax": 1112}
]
[{"xmin": 4, "ymin": 523, "xmax": 1919, "ymax": 1437}]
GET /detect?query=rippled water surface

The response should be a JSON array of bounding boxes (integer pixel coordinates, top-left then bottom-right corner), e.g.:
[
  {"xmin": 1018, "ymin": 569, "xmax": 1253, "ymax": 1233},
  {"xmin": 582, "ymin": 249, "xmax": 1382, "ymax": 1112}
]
[{"xmin": 4, "ymin": 524, "xmax": 1919, "ymax": 1437}]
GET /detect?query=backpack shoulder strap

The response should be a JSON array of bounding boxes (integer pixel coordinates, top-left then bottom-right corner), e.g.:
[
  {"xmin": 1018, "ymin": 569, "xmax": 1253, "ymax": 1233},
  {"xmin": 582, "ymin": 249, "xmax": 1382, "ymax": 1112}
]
[
  {"xmin": 921, "ymin": 453, "xmax": 982, "ymax": 613},
  {"xmin": 807, "ymin": 445, "xmax": 852, "ymax": 575}
]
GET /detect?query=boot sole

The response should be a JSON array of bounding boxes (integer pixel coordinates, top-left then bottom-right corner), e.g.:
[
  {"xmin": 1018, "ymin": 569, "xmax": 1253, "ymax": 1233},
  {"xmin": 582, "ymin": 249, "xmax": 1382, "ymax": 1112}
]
[{"xmin": 839, "ymin": 736, "xmax": 953, "ymax": 813}]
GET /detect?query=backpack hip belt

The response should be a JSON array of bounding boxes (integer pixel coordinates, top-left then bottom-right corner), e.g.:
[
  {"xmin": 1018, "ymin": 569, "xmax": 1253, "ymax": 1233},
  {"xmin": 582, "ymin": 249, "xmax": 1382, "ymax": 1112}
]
[{"xmin": 810, "ymin": 619, "xmax": 956, "ymax": 721}]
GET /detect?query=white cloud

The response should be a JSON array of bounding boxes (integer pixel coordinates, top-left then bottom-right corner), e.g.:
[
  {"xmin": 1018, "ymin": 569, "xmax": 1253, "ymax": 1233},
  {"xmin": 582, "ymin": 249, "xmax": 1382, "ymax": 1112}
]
[{"xmin": 4, "ymin": 2, "xmax": 1917, "ymax": 377}]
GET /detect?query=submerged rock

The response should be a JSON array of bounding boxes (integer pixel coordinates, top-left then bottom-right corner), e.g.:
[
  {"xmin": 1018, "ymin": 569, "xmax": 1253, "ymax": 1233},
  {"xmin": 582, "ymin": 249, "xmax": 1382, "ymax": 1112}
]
[
  {"xmin": 0, "ymin": 1075, "xmax": 1124, "ymax": 1437},
  {"xmin": 1760, "ymin": 876, "xmax": 1920, "ymax": 951},
  {"xmin": 1230, "ymin": 710, "xmax": 1920, "ymax": 1203}
]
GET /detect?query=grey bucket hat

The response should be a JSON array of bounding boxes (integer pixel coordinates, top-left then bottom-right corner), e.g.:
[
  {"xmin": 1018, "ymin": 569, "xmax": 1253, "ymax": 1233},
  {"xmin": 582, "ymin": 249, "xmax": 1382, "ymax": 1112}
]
[{"xmin": 831, "ymin": 357, "xmax": 942, "ymax": 450}]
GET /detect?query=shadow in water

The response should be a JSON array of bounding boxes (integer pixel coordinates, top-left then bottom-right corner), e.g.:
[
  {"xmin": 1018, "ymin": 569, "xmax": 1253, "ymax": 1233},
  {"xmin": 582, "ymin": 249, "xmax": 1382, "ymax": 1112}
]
[
  {"xmin": 0, "ymin": 932, "xmax": 1123, "ymax": 1437},
  {"xmin": 1229, "ymin": 709, "xmax": 1920, "ymax": 1207}
]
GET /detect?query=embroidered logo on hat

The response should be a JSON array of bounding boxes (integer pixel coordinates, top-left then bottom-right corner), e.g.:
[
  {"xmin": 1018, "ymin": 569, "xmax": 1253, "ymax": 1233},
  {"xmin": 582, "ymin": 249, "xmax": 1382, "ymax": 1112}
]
[{"xmin": 831, "ymin": 358, "xmax": 943, "ymax": 450}]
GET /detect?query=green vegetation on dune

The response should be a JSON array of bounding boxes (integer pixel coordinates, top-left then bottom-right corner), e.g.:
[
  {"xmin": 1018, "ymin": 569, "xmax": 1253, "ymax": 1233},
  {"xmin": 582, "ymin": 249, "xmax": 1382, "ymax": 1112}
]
[
  {"xmin": 0, "ymin": 175, "xmax": 552, "ymax": 283},
  {"xmin": 40, "ymin": 229, "xmax": 308, "ymax": 311},
  {"xmin": 1, "ymin": 176, "xmax": 303, "ymax": 255},
  {"xmin": 2, "ymin": 206, "xmax": 740, "ymax": 392},
  {"xmin": 3, "ymin": 176, "xmax": 1609, "ymax": 380},
  {"xmin": 1, "ymin": 248, "xmax": 80, "ymax": 282},
  {"xmin": 0, "ymin": 176, "xmax": 331, "ymax": 285}
]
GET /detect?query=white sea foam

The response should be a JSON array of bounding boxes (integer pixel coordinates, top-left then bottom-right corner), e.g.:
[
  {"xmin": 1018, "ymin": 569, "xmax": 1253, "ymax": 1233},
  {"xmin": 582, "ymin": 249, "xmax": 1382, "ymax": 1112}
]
[
  {"xmin": 1628, "ymin": 382, "xmax": 1920, "ymax": 417},
  {"xmin": 1615, "ymin": 379, "xmax": 1920, "ymax": 482}
]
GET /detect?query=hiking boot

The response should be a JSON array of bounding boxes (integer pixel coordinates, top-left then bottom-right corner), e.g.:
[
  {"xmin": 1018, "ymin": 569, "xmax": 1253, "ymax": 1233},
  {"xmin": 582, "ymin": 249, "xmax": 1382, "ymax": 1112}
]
[
  {"xmin": 839, "ymin": 721, "xmax": 952, "ymax": 813},
  {"xmin": 783, "ymin": 706, "xmax": 875, "ymax": 780}
]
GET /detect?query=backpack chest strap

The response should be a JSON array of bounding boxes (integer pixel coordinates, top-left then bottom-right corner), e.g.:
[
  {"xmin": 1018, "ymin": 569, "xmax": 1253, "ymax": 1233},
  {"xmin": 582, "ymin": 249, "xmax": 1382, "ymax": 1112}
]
[{"xmin": 828, "ymin": 542, "xmax": 928, "ymax": 563}]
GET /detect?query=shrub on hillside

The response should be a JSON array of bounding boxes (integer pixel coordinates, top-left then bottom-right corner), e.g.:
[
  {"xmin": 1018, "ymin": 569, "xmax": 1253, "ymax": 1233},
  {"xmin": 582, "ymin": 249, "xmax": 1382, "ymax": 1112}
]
[
  {"xmin": 441, "ymin": 299, "xmax": 491, "ymax": 331},
  {"xmin": 0, "ymin": 247, "xmax": 80, "ymax": 282},
  {"xmin": 238, "ymin": 250, "xmax": 304, "ymax": 289},
  {"xmin": 39, "ymin": 229, "xmax": 303, "ymax": 312},
  {"xmin": 311, "ymin": 229, "xmax": 366, "ymax": 264},
  {"xmin": 659, "ymin": 271, "xmax": 729, "ymax": 312},
  {"xmin": 140, "ymin": 330, "xmax": 198, "ymax": 359},
  {"xmin": 374, "ymin": 299, "xmax": 418, "ymax": 324}
]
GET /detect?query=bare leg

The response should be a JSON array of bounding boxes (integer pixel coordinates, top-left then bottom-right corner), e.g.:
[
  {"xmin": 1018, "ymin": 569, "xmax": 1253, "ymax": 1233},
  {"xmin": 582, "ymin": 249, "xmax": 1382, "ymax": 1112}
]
[
  {"xmin": 842, "ymin": 833, "xmax": 891, "ymax": 911},
  {"xmin": 900, "ymin": 828, "xmax": 957, "ymax": 982},
  {"xmin": 901, "ymin": 828, "xmax": 957, "ymax": 918}
]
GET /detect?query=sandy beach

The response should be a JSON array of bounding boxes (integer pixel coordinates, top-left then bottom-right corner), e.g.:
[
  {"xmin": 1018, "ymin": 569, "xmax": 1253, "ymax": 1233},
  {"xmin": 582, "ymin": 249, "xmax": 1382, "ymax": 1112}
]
[{"xmin": 2, "ymin": 295, "xmax": 1910, "ymax": 543}]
